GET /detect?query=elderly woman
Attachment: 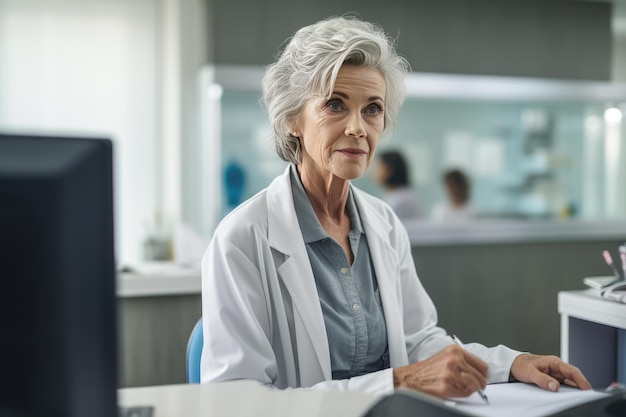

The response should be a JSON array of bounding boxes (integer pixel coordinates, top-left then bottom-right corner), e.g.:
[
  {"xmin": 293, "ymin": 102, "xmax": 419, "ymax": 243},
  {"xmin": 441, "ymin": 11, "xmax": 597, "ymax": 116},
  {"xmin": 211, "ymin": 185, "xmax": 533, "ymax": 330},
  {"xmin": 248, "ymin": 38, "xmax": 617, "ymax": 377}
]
[{"xmin": 201, "ymin": 16, "xmax": 590, "ymax": 397}]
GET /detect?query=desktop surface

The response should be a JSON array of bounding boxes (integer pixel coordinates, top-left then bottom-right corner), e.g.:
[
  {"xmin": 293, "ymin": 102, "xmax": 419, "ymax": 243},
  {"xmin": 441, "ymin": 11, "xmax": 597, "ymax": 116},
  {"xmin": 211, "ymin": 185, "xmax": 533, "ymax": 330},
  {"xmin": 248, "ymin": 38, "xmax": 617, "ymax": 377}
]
[
  {"xmin": 118, "ymin": 381, "xmax": 379, "ymax": 417},
  {"xmin": 118, "ymin": 381, "xmax": 626, "ymax": 417}
]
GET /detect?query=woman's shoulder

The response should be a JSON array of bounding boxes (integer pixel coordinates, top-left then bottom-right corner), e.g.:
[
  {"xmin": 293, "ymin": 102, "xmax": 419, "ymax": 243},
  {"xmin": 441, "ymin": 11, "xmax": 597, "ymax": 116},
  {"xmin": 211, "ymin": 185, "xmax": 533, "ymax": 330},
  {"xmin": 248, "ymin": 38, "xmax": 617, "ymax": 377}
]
[
  {"xmin": 212, "ymin": 167, "xmax": 295, "ymax": 243},
  {"xmin": 213, "ymin": 188, "xmax": 271, "ymax": 239}
]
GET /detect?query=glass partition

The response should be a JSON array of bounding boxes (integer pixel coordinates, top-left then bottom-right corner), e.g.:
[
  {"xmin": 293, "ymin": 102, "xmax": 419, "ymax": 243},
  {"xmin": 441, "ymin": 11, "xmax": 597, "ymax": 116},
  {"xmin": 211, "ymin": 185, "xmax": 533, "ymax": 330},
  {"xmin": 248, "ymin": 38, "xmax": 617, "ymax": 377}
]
[{"xmin": 201, "ymin": 66, "xmax": 626, "ymax": 233}]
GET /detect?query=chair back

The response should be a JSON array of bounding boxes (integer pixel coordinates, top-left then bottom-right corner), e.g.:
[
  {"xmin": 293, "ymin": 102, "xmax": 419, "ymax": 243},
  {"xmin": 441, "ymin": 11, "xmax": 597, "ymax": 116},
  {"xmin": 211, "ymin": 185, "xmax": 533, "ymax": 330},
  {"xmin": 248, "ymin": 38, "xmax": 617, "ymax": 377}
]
[{"xmin": 186, "ymin": 318, "xmax": 203, "ymax": 383}]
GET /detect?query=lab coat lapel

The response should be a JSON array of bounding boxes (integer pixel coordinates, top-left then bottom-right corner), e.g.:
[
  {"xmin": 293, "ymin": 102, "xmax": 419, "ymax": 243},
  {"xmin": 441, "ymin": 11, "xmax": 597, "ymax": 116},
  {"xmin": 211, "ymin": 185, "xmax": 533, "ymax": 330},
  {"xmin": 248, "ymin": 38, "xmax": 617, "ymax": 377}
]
[
  {"xmin": 266, "ymin": 167, "xmax": 332, "ymax": 381},
  {"xmin": 353, "ymin": 189, "xmax": 410, "ymax": 366}
]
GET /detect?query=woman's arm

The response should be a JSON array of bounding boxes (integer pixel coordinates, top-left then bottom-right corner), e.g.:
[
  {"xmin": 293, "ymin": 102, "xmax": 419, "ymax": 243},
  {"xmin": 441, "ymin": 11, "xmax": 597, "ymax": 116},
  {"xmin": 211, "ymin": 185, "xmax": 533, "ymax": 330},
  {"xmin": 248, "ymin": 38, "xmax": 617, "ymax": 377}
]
[{"xmin": 201, "ymin": 234, "xmax": 279, "ymax": 385}]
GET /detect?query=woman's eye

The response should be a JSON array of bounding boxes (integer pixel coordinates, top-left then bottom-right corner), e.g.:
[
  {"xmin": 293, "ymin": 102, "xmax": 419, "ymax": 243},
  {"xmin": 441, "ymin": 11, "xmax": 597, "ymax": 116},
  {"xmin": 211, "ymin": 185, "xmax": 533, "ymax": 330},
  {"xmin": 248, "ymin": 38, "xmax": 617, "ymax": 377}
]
[
  {"xmin": 365, "ymin": 104, "xmax": 383, "ymax": 115},
  {"xmin": 328, "ymin": 101, "xmax": 342, "ymax": 111}
]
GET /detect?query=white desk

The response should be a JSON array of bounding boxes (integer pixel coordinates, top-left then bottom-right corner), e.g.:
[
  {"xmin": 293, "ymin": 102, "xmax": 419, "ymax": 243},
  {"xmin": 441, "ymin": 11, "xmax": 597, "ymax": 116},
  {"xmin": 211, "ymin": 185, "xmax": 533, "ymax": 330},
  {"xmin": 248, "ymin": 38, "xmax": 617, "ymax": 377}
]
[
  {"xmin": 117, "ymin": 263, "xmax": 201, "ymax": 298},
  {"xmin": 405, "ymin": 219, "xmax": 626, "ymax": 246},
  {"xmin": 118, "ymin": 381, "xmax": 379, "ymax": 417},
  {"xmin": 118, "ymin": 381, "xmax": 622, "ymax": 417},
  {"xmin": 558, "ymin": 289, "xmax": 626, "ymax": 388}
]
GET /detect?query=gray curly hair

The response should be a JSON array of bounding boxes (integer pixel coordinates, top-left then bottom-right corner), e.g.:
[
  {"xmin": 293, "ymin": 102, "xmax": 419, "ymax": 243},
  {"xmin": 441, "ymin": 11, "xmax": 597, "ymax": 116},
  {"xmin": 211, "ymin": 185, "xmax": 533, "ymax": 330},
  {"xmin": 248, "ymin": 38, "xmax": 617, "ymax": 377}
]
[{"xmin": 262, "ymin": 16, "xmax": 411, "ymax": 164}]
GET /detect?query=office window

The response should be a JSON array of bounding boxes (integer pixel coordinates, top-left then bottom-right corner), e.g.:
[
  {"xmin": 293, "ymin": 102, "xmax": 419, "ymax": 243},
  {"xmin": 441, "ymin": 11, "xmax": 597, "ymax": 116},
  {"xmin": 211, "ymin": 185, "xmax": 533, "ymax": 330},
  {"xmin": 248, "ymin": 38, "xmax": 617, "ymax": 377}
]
[{"xmin": 0, "ymin": 0, "xmax": 161, "ymax": 266}]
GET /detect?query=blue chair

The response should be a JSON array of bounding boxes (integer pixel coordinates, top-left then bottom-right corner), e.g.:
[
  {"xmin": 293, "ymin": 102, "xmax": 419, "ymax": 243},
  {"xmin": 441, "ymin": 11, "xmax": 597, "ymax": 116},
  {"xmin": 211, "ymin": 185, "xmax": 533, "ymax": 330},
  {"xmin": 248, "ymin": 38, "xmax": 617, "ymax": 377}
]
[{"xmin": 186, "ymin": 318, "xmax": 203, "ymax": 383}]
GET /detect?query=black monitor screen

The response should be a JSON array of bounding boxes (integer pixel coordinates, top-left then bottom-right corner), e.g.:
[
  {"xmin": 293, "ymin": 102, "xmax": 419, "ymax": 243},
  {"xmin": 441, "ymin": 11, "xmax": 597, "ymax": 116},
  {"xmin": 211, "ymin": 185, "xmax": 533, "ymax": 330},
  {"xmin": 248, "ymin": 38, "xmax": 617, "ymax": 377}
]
[{"xmin": 0, "ymin": 133, "xmax": 117, "ymax": 417}]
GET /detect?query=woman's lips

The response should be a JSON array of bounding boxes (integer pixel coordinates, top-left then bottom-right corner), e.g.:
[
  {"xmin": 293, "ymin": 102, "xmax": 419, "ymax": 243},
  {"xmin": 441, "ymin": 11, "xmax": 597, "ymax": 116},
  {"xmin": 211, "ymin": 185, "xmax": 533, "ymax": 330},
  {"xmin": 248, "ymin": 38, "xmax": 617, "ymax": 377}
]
[{"xmin": 339, "ymin": 148, "xmax": 366, "ymax": 157}]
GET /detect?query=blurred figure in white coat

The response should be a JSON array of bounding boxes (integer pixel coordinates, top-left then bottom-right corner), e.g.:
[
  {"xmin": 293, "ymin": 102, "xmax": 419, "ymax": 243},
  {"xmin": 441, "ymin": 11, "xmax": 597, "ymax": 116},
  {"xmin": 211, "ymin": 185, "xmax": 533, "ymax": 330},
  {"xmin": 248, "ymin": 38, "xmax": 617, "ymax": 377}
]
[{"xmin": 432, "ymin": 168, "xmax": 475, "ymax": 223}]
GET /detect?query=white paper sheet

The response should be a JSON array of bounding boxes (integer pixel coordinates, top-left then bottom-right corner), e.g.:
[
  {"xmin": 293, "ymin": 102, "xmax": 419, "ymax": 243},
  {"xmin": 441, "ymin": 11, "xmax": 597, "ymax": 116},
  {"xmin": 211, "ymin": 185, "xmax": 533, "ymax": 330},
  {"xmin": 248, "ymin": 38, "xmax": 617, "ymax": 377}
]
[{"xmin": 449, "ymin": 383, "xmax": 608, "ymax": 417}]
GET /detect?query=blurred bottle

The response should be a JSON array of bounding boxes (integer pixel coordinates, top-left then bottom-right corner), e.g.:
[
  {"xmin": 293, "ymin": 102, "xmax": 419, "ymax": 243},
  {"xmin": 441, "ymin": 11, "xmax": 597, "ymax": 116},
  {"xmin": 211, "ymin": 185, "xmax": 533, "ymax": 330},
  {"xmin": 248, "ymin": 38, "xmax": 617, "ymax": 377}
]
[
  {"xmin": 143, "ymin": 211, "xmax": 171, "ymax": 261},
  {"xmin": 558, "ymin": 202, "xmax": 577, "ymax": 218},
  {"xmin": 224, "ymin": 160, "xmax": 246, "ymax": 215}
]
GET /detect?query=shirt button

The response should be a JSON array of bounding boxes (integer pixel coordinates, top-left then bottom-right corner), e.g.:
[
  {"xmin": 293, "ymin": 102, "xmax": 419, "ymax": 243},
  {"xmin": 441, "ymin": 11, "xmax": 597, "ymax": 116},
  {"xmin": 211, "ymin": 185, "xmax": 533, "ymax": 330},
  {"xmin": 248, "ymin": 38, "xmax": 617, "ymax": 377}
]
[
  {"xmin": 340, "ymin": 267, "xmax": 349, "ymax": 274},
  {"xmin": 352, "ymin": 303, "xmax": 361, "ymax": 311},
  {"xmin": 358, "ymin": 346, "xmax": 366, "ymax": 353}
]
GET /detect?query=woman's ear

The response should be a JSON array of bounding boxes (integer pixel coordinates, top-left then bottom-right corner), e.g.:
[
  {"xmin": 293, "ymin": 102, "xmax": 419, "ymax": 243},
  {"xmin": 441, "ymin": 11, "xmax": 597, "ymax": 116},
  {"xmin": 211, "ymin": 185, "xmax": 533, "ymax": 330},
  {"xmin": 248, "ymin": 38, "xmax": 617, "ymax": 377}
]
[
  {"xmin": 288, "ymin": 114, "xmax": 302, "ymax": 138},
  {"xmin": 288, "ymin": 120, "xmax": 301, "ymax": 138}
]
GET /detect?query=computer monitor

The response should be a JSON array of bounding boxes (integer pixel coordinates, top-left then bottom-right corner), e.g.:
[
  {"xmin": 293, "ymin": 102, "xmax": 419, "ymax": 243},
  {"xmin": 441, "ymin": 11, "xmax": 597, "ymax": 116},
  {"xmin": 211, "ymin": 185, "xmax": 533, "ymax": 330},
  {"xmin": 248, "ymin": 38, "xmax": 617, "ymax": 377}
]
[{"xmin": 0, "ymin": 133, "xmax": 117, "ymax": 417}]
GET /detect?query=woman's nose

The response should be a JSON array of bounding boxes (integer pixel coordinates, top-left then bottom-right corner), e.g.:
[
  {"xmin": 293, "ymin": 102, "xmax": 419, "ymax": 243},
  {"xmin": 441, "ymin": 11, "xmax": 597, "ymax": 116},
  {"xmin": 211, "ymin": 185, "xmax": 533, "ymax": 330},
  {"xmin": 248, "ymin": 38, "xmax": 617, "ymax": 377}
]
[{"xmin": 345, "ymin": 113, "xmax": 366, "ymax": 138}]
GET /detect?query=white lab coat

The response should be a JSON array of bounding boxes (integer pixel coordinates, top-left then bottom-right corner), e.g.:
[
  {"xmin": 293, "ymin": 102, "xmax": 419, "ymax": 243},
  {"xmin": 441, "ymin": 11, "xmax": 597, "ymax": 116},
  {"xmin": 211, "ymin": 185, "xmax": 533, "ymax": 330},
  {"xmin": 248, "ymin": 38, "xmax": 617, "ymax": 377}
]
[{"xmin": 201, "ymin": 166, "xmax": 521, "ymax": 395}]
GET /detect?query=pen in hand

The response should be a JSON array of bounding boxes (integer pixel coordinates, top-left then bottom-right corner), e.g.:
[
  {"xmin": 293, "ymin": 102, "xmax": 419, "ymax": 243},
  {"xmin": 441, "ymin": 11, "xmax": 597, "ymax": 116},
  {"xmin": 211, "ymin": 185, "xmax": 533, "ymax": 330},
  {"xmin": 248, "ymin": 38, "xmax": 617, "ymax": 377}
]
[{"xmin": 450, "ymin": 334, "xmax": 490, "ymax": 405}]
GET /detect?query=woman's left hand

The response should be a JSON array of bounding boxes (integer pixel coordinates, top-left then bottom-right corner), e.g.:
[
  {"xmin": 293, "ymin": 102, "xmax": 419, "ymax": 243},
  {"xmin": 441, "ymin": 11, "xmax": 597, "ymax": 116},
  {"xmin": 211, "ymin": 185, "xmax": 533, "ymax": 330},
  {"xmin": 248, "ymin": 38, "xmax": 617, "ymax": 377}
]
[{"xmin": 509, "ymin": 354, "xmax": 592, "ymax": 392}]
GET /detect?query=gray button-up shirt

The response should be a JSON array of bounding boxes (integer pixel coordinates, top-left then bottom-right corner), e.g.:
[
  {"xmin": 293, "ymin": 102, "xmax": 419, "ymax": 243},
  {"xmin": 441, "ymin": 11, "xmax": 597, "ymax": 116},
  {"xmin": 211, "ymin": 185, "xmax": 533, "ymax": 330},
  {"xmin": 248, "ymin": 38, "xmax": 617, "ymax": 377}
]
[{"xmin": 290, "ymin": 165, "xmax": 389, "ymax": 379}]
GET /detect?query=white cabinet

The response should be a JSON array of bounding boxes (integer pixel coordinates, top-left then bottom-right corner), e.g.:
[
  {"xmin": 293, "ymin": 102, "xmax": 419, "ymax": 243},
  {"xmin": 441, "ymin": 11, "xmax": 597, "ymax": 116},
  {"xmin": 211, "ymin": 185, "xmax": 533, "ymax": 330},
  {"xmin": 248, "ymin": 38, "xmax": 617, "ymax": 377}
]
[{"xmin": 558, "ymin": 290, "xmax": 626, "ymax": 388}]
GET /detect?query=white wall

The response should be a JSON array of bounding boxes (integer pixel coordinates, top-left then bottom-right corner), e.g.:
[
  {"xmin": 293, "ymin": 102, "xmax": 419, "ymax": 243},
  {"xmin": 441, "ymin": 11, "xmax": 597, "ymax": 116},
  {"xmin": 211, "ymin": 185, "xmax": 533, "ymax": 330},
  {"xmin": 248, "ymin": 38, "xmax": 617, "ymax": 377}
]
[
  {"xmin": 0, "ymin": 0, "xmax": 160, "ymax": 266},
  {"xmin": 0, "ymin": 0, "xmax": 209, "ymax": 267}
]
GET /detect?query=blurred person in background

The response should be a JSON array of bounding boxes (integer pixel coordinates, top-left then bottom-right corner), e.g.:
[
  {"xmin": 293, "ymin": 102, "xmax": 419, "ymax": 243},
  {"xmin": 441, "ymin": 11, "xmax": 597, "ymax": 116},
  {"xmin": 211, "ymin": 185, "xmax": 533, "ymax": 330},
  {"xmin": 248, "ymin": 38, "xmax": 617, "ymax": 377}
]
[
  {"xmin": 432, "ymin": 168, "xmax": 475, "ymax": 222},
  {"xmin": 374, "ymin": 150, "xmax": 423, "ymax": 222}
]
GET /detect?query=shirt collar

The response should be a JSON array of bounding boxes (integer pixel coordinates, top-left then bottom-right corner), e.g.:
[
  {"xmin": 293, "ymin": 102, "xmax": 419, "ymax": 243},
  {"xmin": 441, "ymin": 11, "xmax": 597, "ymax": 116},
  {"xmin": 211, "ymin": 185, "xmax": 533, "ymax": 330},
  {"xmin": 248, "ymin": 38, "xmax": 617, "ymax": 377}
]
[{"xmin": 289, "ymin": 164, "xmax": 363, "ymax": 244}]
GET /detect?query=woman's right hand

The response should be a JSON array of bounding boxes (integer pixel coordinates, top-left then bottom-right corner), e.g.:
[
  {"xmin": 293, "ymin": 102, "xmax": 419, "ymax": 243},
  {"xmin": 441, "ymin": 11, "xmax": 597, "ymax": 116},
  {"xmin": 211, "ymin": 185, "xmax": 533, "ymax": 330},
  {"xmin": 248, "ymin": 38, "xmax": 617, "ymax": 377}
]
[{"xmin": 392, "ymin": 344, "xmax": 488, "ymax": 398}]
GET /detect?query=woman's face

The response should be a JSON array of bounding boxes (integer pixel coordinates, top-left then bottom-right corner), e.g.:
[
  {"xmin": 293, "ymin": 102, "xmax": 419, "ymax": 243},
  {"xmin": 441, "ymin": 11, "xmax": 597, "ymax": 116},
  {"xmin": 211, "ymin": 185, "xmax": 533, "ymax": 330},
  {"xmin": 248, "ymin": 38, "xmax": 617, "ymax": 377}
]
[{"xmin": 294, "ymin": 65, "xmax": 386, "ymax": 182}]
